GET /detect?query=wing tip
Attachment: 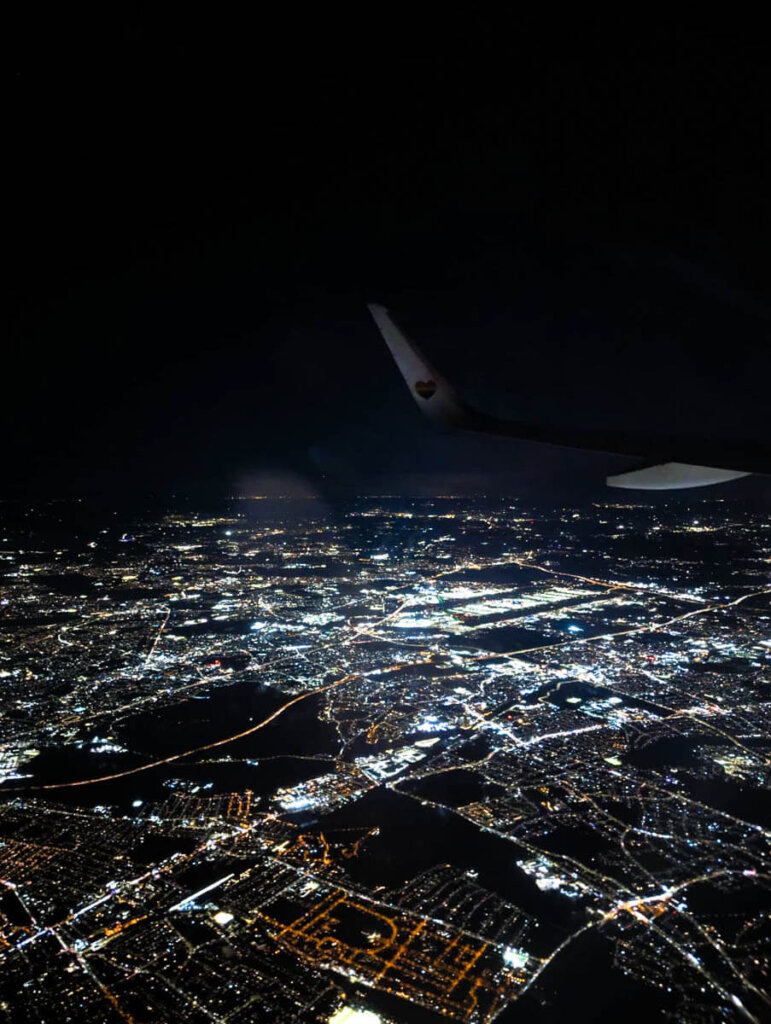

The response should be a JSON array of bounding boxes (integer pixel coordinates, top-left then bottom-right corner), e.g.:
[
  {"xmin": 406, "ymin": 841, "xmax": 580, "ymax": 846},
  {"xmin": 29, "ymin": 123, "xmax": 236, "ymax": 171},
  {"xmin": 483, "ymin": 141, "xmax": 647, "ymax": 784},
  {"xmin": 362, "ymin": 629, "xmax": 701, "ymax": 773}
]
[{"xmin": 366, "ymin": 302, "xmax": 468, "ymax": 426}]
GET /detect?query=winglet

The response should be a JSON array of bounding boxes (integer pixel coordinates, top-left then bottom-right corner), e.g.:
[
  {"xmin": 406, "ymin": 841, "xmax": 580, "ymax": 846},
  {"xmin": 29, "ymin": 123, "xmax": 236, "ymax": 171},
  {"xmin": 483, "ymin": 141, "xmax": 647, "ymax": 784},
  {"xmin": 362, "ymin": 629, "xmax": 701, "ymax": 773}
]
[{"xmin": 367, "ymin": 304, "xmax": 470, "ymax": 427}]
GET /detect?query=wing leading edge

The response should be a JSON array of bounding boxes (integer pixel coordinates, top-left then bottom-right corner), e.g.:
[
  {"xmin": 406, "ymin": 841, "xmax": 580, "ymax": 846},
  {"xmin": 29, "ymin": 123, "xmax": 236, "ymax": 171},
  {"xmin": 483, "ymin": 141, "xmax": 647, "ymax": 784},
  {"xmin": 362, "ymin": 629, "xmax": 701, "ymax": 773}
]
[{"xmin": 367, "ymin": 303, "xmax": 765, "ymax": 490}]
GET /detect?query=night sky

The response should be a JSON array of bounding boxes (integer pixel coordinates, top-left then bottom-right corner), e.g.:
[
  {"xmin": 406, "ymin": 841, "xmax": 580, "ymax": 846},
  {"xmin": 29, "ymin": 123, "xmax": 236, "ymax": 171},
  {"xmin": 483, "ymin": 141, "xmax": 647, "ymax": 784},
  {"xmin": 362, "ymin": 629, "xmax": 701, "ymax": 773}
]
[{"xmin": 6, "ymin": 21, "xmax": 770, "ymax": 502}]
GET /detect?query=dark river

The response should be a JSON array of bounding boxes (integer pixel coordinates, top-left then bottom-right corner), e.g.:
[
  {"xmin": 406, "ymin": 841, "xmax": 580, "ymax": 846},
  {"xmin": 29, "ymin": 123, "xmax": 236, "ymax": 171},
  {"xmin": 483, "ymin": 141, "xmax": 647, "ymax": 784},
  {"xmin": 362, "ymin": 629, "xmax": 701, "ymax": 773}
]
[{"xmin": 0, "ymin": 677, "xmax": 339, "ymax": 812}]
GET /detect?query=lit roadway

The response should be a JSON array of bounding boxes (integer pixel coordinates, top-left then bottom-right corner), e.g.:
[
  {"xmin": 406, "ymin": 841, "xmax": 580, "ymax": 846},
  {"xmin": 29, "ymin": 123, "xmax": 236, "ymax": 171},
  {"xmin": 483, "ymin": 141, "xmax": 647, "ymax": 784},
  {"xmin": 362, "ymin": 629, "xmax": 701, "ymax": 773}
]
[
  {"xmin": 12, "ymin": 543, "xmax": 771, "ymax": 772},
  {"xmin": 388, "ymin": 696, "xmax": 770, "ymax": 1024},
  {"xmin": 3, "ymin": 547, "xmax": 769, "ymax": 1022}
]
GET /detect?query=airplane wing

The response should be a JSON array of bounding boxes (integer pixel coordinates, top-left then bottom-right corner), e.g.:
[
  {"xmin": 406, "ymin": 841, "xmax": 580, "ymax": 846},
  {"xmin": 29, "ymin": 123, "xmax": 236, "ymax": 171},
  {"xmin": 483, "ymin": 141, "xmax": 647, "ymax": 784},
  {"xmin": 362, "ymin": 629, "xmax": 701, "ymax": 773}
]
[
  {"xmin": 367, "ymin": 303, "xmax": 476, "ymax": 430},
  {"xmin": 367, "ymin": 303, "xmax": 767, "ymax": 490}
]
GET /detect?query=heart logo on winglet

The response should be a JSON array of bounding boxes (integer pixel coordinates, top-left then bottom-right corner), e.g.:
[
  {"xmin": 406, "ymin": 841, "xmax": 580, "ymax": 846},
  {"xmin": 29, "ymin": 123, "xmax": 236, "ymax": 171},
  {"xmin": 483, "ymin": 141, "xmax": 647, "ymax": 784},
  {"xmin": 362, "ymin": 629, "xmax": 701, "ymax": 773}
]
[{"xmin": 414, "ymin": 380, "xmax": 437, "ymax": 399}]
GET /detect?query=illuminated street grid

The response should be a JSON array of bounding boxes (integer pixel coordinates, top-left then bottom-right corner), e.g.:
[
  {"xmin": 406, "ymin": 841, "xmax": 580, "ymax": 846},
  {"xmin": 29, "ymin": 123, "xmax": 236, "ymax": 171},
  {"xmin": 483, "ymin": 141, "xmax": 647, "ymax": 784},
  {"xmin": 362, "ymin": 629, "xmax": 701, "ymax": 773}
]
[
  {"xmin": 258, "ymin": 877, "xmax": 526, "ymax": 1022},
  {"xmin": 0, "ymin": 497, "xmax": 768, "ymax": 1023}
]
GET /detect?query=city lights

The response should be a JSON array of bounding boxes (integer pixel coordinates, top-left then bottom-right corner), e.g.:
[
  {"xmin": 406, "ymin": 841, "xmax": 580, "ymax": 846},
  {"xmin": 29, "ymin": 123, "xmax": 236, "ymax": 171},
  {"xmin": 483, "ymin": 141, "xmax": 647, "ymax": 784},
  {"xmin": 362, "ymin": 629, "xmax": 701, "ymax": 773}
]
[{"xmin": 0, "ymin": 496, "xmax": 767, "ymax": 1023}]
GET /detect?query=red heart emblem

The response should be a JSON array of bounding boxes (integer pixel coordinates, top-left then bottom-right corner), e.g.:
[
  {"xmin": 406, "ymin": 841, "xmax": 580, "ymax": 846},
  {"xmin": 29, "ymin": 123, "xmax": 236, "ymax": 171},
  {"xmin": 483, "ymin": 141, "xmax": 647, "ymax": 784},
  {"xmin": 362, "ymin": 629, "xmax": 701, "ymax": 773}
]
[{"xmin": 414, "ymin": 380, "xmax": 437, "ymax": 399}]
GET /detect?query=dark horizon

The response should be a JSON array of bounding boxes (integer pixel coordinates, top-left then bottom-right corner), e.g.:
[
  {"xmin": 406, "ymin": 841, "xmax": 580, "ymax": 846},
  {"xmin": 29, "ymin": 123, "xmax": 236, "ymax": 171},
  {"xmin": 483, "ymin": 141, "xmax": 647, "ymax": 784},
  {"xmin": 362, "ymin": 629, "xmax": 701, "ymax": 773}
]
[{"xmin": 6, "ymin": 23, "xmax": 770, "ymax": 502}]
